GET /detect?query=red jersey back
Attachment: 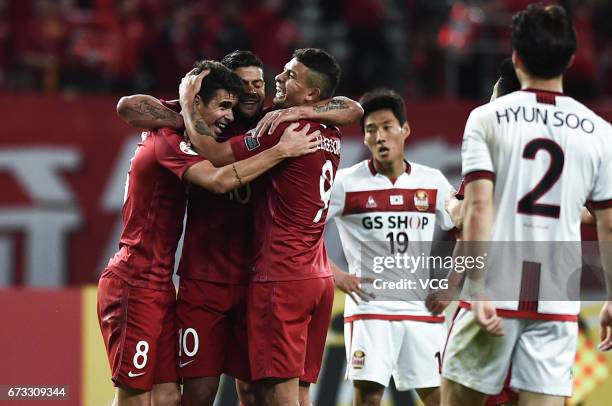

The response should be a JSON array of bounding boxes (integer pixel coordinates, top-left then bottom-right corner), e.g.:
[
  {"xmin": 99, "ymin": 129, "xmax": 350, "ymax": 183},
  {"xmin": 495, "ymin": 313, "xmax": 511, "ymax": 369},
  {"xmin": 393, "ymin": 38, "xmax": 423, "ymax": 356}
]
[
  {"xmin": 230, "ymin": 120, "xmax": 341, "ymax": 281},
  {"xmin": 175, "ymin": 108, "xmax": 265, "ymax": 284},
  {"xmin": 176, "ymin": 181, "xmax": 258, "ymax": 284},
  {"xmin": 106, "ymin": 128, "xmax": 203, "ymax": 290}
]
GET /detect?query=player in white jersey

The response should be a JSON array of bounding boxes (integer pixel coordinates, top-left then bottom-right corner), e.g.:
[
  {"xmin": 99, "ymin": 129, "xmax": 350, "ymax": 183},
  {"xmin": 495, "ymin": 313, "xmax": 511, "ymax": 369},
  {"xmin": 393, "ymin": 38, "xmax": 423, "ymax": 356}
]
[
  {"xmin": 327, "ymin": 88, "xmax": 455, "ymax": 406},
  {"xmin": 441, "ymin": 4, "xmax": 612, "ymax": 406}
]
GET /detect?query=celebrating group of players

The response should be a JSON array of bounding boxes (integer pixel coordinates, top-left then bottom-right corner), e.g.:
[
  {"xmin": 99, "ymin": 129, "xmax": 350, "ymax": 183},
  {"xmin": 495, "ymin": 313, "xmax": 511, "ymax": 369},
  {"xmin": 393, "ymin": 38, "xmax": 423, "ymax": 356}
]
[{"xmin": 97, "ymin": 3, "xmax": 612, "ymax": 406}]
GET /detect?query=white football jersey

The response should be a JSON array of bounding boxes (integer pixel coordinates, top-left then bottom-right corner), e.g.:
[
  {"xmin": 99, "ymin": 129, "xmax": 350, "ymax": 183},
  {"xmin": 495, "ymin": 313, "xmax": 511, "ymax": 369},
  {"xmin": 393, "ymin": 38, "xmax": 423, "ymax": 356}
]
[
  {"xmin": 328, "ymin": 159, "xmax": 455, "ymax": 318},
  {"xmin": 462, "ymin": 89, "xmax": 612, "ymax": 317}
]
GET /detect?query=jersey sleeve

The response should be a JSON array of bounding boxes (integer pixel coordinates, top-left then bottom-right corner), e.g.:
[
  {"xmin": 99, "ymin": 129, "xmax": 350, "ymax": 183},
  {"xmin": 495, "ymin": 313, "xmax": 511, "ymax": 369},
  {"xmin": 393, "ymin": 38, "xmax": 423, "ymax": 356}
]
[
  {"xmin": 589, "ymin": 143, "xmax": 612, "ymax": 210},
  {"xmin": 461, "ymin": 108, "xmax": 495, "ymax": 184},
  {"xmin": 326, "ymin": 168, "xmax": 346, "ymax": 221},
  {"xmin": 435, "ymin": 171, "xmax": 456, "ymax": 230},
  {"xmin": 154, "ymin": 128, "xmax": 204, "ymax": 179}
]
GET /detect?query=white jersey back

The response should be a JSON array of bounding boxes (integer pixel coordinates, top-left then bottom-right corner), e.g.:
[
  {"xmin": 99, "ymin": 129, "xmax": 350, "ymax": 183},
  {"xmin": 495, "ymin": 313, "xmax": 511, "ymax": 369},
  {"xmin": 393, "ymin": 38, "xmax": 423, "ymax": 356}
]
[
  {"xmin": 328, "ymin": 160, "xmax": 455, "ymax": 318},
  {"xmin": 462, "ymin": 89, "xmax": 612, "ymax": 317}
]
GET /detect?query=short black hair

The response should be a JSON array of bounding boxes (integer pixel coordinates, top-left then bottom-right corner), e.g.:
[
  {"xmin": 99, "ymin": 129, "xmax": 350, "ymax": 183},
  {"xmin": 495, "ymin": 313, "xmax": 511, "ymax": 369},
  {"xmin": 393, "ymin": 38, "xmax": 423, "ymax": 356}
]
[
  {"xmin": 292, "ymin": 48, "xmax": 341, "ymax": 100},
  {"xmin": 192, "ymin": 60, "xmax": 244, "ymax": 104},
  {"xmin": 221, "ymin": 50, "xmax": 264, "ymax": 71},
  {"xmin": 359, "ymin": 88, "xmax": 407, "ymax": 132},
  {"xmin": 496, "ymin": 57, "xmax": 521, "ymax": 96},
  {"xmin": 512, "ymin": 4, "xmax": 576, "ymax": 79}
]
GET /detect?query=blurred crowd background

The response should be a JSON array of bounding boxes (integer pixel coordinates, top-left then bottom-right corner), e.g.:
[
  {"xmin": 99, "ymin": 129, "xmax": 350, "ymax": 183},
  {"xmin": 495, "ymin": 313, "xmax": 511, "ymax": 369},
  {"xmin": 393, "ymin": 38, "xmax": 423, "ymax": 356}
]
[{"xmin": 1, "ymin": 0, "xmax": 611, "ymax": 100}]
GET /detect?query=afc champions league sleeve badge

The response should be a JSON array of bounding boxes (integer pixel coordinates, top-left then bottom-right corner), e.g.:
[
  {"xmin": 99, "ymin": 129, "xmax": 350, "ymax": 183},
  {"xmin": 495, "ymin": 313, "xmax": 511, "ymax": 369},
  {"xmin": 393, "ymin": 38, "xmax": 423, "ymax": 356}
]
[
  {"xmin": 414, "ymin": 190, "xmax": 430, "ymax": 211},
  {"xmin": 179, "ymin": 140, "xmax": 199, "ymax": 156},
  {"xmin": 351, "ymin": 350, "xmax": 366, "ymax": 369}
]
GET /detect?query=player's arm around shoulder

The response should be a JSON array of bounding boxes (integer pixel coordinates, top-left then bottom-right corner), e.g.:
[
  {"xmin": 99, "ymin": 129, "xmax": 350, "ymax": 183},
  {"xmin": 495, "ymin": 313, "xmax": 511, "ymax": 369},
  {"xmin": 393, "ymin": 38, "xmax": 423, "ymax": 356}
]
[
  {"xmin": 184, "ymin": 123, "xmax": 321, "ymax": 194},
  {"xmin": 301, "ymin": 96, "xmax": 363, "ymax": 126},
  {"xmin": 117, "ymin": 94, "xmax": 183, "ymax": 130},
  {"xmin": 254, "ymin": 96, "xmax": 362, "ymax": 137}
]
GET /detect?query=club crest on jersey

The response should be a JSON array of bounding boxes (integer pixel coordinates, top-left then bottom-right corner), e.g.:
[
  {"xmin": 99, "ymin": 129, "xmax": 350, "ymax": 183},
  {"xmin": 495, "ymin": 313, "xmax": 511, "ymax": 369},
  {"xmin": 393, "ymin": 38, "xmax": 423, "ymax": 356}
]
[
  {"xmin": 390, "ymin": 194, "xmax": 404, "ymax": 206},
  {"xmin": 179, "ymin": 140, "xmax": 198, "ymax": 156},
  {"xmin": 244, "ymin": 135, "xmax": 260, "ymax": 151},
  {"xmin": 366, "ymin": 195, "xmax": 378, "ymax": 208},
  {"xmin": 414, "ymin": 190, "xmax": 429, "ymax": 211},
  {"xmin": 352, "ymin": 350, "xmax": 365, "ymax": 369}
]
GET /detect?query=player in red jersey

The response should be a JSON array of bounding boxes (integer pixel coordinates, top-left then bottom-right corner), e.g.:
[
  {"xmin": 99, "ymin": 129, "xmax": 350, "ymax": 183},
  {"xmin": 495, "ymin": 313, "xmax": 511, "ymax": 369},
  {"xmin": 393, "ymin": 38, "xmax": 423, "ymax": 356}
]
[
  {"xmin": 97, "ymin": 60, "xmax": 320, "ymax": 406},
  {"xmin": 116, "ymin": 51, "xmax": 362, "ymax": 406},
  {"xmin": 181, "ymin": 48, "xmax": 343, "ymax": 406}
]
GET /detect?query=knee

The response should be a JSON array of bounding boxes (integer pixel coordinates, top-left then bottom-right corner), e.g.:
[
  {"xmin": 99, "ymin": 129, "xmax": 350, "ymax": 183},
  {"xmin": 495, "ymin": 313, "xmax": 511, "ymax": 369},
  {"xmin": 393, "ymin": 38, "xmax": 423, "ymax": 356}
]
[
  {"xmin": 182, "ymin": 383, "xmax": 217, "ymax": 406},
  {"xmin": 151, "ymin": 386, "xmax": 181, "ymax": 406},
  {"xmin": 360, "ymin": 394, "xmax": 383, "ymax": 406},
  {"xmin": 236, "ymin": 381, "xmax": 257, "ymax": 406},
  {"xmin": 259, "ymin": 378, "xmax": 297, "ymax": 406},
  {"xmin": 298, "ymin": 382, "xmax": 312, "ymax": 406},
  {"xmin": 354, "ymin": 381, "xmax": 384, "ymax": 406}
]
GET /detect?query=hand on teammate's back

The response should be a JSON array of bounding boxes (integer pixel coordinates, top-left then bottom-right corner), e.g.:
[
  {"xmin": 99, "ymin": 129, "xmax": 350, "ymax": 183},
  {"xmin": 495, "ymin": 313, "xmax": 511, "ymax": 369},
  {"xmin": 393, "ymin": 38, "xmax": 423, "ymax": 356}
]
[
  {"xmin": 255, "ymin": 107, "xmax": 302, "ymax": 138},
  {"xmin": 598, "ymin": 301, "xmax": 612, "ymax": 351},
  {"xmin": 276, "ymin": 122, "xmax": 321, "ymax": 158}
]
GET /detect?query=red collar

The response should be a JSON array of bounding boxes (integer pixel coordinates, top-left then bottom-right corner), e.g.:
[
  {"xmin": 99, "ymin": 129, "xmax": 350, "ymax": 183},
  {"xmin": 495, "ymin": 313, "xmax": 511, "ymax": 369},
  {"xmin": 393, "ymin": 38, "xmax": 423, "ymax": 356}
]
[
  {"xmin": 368, "ymin": 159, "xmax": 411, "ymax": 177},
  {"xmin": 522, "ymin": 88, "xmax": 564, "ymax": 96}
]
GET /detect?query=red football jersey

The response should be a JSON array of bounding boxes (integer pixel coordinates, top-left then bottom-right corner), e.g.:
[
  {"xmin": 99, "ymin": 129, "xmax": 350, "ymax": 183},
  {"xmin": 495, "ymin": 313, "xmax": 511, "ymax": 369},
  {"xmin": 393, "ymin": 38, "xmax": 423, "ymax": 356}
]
[
  {"xmin": 107, "ymin": 128, "xmax": 203, "ymax": 290},
  {"xmin": 175, "ymin": 106, "xmax": 267, "ymax": 283},
  {"xmin": 176, "ymin": 181, "xmax": 259, "ymax": 284},
  {"xmin": 230, "ymin": 120, "xmax": 341, "ymax": 281}
]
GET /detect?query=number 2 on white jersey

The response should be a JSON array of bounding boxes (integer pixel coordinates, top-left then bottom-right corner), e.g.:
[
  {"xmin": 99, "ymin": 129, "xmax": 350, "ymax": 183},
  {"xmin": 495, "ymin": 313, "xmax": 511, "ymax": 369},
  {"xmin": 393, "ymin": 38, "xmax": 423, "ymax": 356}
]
[
  {"xmin": 517, "ymin": 138, "xmax": 565, "ymax": 218},
  {"xmin": 313, "ymin": 160, "xmax": 335, "ymax": 223}
]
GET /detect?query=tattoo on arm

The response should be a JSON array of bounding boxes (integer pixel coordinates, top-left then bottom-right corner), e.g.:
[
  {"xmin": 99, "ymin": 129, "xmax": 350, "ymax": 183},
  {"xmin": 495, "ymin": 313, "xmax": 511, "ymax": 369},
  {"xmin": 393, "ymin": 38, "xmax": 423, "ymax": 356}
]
[
  {"xmin": 190, "ymin": 109, "xmax": 214, "ymax": 137},
  {"xmin": 312, "ymin": 99, "xmax": 349, "ymax": 113},
  {"xmin": 126, "ymin": 100, "xmax": 179, "ymax": 122}
]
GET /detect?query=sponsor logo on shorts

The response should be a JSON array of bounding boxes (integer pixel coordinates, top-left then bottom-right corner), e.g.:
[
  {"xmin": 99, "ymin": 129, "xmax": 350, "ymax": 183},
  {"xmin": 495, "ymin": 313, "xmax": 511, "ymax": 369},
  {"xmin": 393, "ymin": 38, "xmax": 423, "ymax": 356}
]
[
  {"xmin": 352, "ymin": 350, "xmax": 365, "ymax": 369},
  {"xmin": 245, "ymin": 136, "xmax": 260, "ymax": 151},
  {"xmin": 179, "ymin": 359, "xmax": 195, "ymax": 368},
  {"xmin": 128, "ymin": 371, "xmax": 146, "ymax": 378},
  {"xmin": 414, "ymin": 190, "xmax": 429, "ymax": 211}
]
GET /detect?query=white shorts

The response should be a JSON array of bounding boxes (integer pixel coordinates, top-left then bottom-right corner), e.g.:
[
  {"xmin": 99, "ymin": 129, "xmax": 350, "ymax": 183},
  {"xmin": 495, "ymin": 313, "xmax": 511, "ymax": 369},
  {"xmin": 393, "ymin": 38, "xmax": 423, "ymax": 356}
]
[
  {"xmin": 344, "ymin": 318, "xmax": 446, "ymax": 391},
  {"xmin": 442, "ymin": 309, "xmax": 578, "ymax": 397}
]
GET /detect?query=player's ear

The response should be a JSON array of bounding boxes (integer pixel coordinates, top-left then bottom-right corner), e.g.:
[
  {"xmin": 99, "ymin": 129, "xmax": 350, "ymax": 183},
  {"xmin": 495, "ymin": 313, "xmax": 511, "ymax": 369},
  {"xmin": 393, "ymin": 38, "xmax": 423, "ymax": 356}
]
[
  {"xmin": 402, "ymin": 121, "xmax": 411, "ymax": 140},
  {"xmin": 305, "ymin": 87, "xmax": 321, "ymax": 103},
  {"xmin": 193, "ymin": 94, "xmax": 202, "ymax": 108},
  {"xmin": 511, "ymin": 51, "xmax": 518, "ymax": 68},
  {"xmin": 512, "ymin": 51, "xmax": 524, "ymax": 75},
  {"xmin": 511, "ymin": 51, "xmax": 527, "ymax": 88},
  {"xmin": 566, "ymin": 54, "xmax": 575, "ymax": 70}
]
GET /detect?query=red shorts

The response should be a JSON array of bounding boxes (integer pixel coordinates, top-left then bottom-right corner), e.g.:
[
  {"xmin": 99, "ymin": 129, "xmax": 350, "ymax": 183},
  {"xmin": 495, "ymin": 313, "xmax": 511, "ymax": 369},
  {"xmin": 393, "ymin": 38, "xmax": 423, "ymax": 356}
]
[
  {"xmin": 175, "ymin": 278, "xmax": 250, "ymax": 381},
  {"xmin": 247, "ymin": 277, "xmax": 334, "ymax": 383},
  {"xmin": 97, "ymin": 272, "xmax": 178, "ymax": 391}
]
